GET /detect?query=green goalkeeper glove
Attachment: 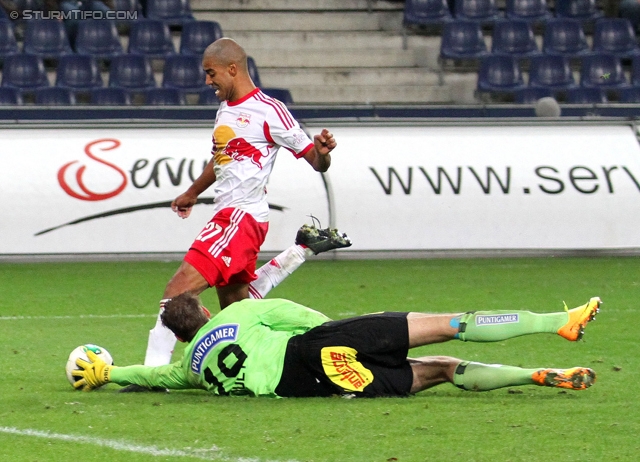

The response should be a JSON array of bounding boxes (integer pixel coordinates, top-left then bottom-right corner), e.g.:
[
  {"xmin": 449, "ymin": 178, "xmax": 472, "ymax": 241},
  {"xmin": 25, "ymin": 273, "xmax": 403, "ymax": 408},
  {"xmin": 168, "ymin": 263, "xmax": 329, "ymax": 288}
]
[{"xmin": 72, "ymin": 350, "xmax": 116, "ymax": 391}]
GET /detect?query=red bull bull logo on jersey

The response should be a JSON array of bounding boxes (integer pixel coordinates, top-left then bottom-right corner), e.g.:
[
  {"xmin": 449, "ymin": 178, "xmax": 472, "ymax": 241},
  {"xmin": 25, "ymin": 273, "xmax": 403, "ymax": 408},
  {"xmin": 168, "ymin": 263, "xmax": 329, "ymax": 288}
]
[
  {"xmin": 236, "ymin": 113, "xmax": 251, "ymax": 128},
  {"xmin": 224, "ymin": 137, "xmax": 267, "ymax": 169}
]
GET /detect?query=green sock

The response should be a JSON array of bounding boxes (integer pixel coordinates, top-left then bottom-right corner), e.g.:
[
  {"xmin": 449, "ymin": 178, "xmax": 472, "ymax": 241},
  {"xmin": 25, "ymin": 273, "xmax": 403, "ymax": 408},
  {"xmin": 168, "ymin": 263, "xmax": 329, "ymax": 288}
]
[
  {"xmin": 453, "ymin": 361, "xmax": 536, "ymax": 391},
  {"xmin": 455, "ymin": 310, "xmax": 569, "ymax": 342}
]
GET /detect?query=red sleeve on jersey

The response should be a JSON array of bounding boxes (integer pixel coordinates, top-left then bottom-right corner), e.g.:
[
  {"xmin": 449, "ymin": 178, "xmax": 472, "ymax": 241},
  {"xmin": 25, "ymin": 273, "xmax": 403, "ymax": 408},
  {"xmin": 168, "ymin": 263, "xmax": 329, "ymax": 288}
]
[
  {"xmin": 263, "ymin": 121, "xmax": 275, "ymax": 144},
  {"xmin": 293, "ymin": 143, "xmax": 314, "ymax": 159}
]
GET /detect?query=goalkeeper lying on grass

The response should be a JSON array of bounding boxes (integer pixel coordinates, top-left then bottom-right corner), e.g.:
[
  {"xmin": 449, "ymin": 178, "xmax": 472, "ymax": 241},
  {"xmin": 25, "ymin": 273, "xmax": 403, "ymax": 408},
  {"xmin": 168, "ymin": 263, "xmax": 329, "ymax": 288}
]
[{"xmin": 73, "ymin": 294, "xmax": 601, "ymax": 397}]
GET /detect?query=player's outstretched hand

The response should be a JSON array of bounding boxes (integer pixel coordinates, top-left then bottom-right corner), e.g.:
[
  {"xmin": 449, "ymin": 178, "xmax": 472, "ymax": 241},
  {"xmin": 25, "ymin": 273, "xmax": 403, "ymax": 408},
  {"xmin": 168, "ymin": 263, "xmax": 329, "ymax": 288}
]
[
  {"xmin": 171, "ymin": 192, "xmax": 198, "ymax": 219},
  {"xmin": 313, "ymin": 128, "xmax": 337, "ymax": 156},
  {"xmin": 72, "ymin": 350, "xmax": 115, "ymax": 392}
]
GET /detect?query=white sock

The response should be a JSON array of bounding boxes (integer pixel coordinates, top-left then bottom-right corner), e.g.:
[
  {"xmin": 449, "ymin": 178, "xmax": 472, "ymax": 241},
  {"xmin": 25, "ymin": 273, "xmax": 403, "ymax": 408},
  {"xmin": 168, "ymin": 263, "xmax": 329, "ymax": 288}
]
[
  {"xmin": 143, "ymin": 299, "xmax": 176, "ymax": 367},
  {"xmin": 248, "ymin": 244, "xmax": 312, "ymax": 299}
]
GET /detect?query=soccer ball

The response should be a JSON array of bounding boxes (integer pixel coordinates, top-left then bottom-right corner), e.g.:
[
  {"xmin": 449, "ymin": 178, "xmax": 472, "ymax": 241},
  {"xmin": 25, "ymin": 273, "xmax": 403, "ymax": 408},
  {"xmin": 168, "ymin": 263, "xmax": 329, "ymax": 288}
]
[{"xmin": 65, "ymin": 344, "xmax": 113, "ymax": 388}]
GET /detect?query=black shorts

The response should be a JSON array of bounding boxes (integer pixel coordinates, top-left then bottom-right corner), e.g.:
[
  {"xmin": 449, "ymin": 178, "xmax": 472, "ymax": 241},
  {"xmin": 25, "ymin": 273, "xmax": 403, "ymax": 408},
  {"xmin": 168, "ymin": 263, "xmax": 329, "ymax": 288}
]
[{"xmin": 275, "ymin": 312, "xmax": 413, "ymax": 398}]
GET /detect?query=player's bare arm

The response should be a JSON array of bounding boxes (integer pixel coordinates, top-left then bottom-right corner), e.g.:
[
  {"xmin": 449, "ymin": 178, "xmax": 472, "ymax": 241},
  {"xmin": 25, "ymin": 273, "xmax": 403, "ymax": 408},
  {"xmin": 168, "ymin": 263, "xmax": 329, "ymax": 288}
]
[
  {"xmin": 171, "ymin": 158, "xmax": 217, "ymax": 219},
  {"xmin": 304, "ymin": 128, "xmax": 335, "ymax": 172}
]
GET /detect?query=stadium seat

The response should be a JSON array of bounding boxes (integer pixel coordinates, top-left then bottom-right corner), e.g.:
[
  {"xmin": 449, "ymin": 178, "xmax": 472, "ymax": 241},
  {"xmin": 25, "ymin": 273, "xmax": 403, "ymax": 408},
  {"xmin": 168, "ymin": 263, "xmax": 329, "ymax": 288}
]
[
  {"xmin": 454, "ymin": 0, "xmax": 501, "ymax": 22},
  {"xmin": 404, "ymin": 0, "xmax": 453, "ymax": 26},
  {"xmin": 261, "ymin": 88, "xmax": 294, "ymax": 104},
  {"xmin": 440, "ymin": 20, "xmax": 489, "ymax": 60},
  {"xmin": 580, "ymin": 53, "xmax": 628, "ymax": 89},
  {"xmin": 197, "ymin": 87, "xmax": 218, "ymax": 105},
  {"xmin": 34, "ymin": 87, "xmax": 76, "ymax": 105},
  {"xmin": 0, "ymin": 87, "xmax": 22, "ymax": 105},
  {"xmin": 0, "ymin": 19, "xmax": 19, "ymax": 59},
  {"xmin": 113, "ymin": 0, "xmax": 144, "ymax": 20},
  {"xmin": 128, "ymin": 20, "xmax": 175, "ymax": 58},
  {"xmin": 618, "ymin": 86, "xmax": 640, "ymax": 102},
  {"xmin": 162, "ymin": 55, "xmax": 207, "ymax": 92},
  {"xmin": 477, "ymin": 55, "xmax": 526, "ymax": 92},
  {"xmin": 23, "ymin": 20, "xmax": 73, "ymax": 59},
  {"xmin": 55, "ymin": 54, "xmax": 104, "ymax": 91},
  {"xmin": 90, "ymin": 87, "xmax": 132, "ymax": 105},
  {"xmin": 145, "ymin": 0, "xmax": 195, "ymax": 26},
  {"xmin": 514, "ymin": 87, "xmax": 553, "ymax": 103},
  {"xmin": 505, "ymin": 0, "xmax": 551, "ymax": 22},
  {"xmin": 75, "ymin": 20, "xmax": 124, "ymax": 59},
  {"xmin": 632, "ymin": 57, "xmax": 640, "ymax": 85},
  {"xmin": 528, "ymin": 55, "xmax": 576, "ymax": 91},
  {"xmin": 542, "ymin": 19, "xmax": 590, "ymax": 57},
  {"xmin": 143, "ymin": 88, "xmax": 186, "ymax": 105},
  {"xmin": 1, "ymin": 54, "xmax": 49, "ymax": 91},
  {"xmin": 566, "ymin": 87, "xmax": 607, "ymax": 103},
  {"xmin": 491, "ymin": 20, "xmax": 541, "ymax": 58},
  {"xmin": 109, "ymin": 54, "xmax": 156, "ymax": 91},
  {"xmin": 180, "ymin": 21, "xmax": 224, "ymax": 56},
  {"xmin": 247, "ymin": 56, "xmax": 262, "ymax": 87},
  {"xmin": 555, "ymin": 0, "xmax": 603, "ymax": 21},
  {"xmin": 592, "ymin": 18, "xmax": 640, "ymax": 60}
]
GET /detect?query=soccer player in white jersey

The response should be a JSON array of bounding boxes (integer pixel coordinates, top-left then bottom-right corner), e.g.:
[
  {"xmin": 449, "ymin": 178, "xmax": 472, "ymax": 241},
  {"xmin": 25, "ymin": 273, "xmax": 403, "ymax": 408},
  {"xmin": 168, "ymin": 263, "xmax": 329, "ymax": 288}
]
[{"xmin": 126, "ymin": 39, "xmax": 350, "ymax": 390}]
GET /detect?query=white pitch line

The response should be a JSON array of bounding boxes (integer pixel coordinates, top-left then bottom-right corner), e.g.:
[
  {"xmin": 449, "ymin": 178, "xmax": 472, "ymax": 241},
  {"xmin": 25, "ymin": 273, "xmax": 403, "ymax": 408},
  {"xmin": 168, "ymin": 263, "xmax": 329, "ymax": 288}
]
[
  {"xmin": 0, "ymin": 314, "xmax": 156, "ymax": 321},
  {"xmin": 0, "ymin": 426, "xmax": 297, "ymax": 462},
  {"xmin": 0, "ymin": 426, "xmax": 230, "ymax": 460}
]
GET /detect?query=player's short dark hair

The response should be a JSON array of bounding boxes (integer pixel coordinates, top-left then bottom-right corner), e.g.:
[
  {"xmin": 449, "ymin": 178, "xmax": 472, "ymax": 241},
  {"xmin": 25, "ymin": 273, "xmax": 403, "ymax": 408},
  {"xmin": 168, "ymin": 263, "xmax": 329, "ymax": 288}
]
[{"xmin": 161, "ymin": 293, "xmax": 209, "ymax": 342}]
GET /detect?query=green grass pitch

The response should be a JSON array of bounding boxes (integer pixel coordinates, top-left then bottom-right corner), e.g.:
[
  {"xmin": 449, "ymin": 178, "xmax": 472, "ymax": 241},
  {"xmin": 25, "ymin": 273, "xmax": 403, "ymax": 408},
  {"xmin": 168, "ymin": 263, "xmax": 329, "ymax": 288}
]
[{"xmin": 0, "ymin": 257, "xmax": 638, "ymax": 461}]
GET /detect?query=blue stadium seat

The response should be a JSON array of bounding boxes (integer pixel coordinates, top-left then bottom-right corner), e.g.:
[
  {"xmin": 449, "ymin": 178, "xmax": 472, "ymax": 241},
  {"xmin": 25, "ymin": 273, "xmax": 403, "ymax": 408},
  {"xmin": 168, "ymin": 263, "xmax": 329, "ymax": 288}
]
[
  {"xmin": 180, "ymin": 21, "xmax": 223, "ymax": 56},
  {"xmin": 592, "ymin": 18, "xmax": 640, "ymax": 59},
  {"xmin": 128, "ymin": 20, "xmax": 175, "ymax": 58},
  {"xmin": 491, "ymin": 20, "xmax": 541, "ymax": 58},
  {"xmin": 261, "ymin": 88, "xmax": 294, "ymax": 105},
  {"xmin": 75, "ymin": 20, "xmax": 124, "ymax": 59},
  {"xmin": 528, "ymin": 55, "xmax": 576, "ymax": 91},
  {"xmin": 197, "ymin": 87, "xmax": 217, "ymax": 105},
  {"xmin": 90, "ymin": 87, "xmax": 132, "ymax": 105},
  {"xmin": 580, "ymin": 53, "xmax": 628, "ymax": 89},
  {"xmin": 619, "ymin": 86, "xmax": 640, "ymax": 103},
  {"xmin": 0, "ymin": 19, "xmax": 19, "ymax": 59},
  {"xmin": 566, "ymin": 87, "xmax": 607, "ymax": 103},
  {"xmin": 113, "ymin": 0, "xmax": 144, "ymax": 21},
  {"xmin": 404, "ymin": 0, "xmax": 452, "ymax": 27},
  {"xmin": 542, "ymin": 19, "xmax": 590, "ymax": 57},
  {"xmin": 34, "ymin": 87, "xmax": 76, "ymax": 105},
  {"xmin": 514, "ymin": 87, "xmax": 553, "ymax": 103},
  {"xmin": 454, "ymin": 0, "xmax": 501, "ymax": 22},
  {"xmin": 440, "ymin": 20, "xmax": 489, "ymax": 60},
  {"xmin": 477, "ymin": 55, "xmax": 525, "ymax": 92},
  {"xmin": 109, "ymin": 54, "xmax": 156, "ymax": 91},
  {"xmin": 632, "ymin": 57, "xmax": 640, "ymax": 86},
  {"xmin": 23, "ymin": 20, "xmax": 73, "ymax": 59},
  {"xmin": 145, "ymin": 0, "xmax": 195, "ymax": 26},
  {"xmin": 247, "ymin": 56, "xmax": 262, "ymax": 87},
  {"xmin": 555, "ymin": 0, "xmax": 603, "ymax": 21},
  {"xmin": 143, "ymin": 88, "xmax": 185, "ymax": 105},
  {"xmin": 162, "ymin": 55, "xmax": 207, "ymax": 92},
  {"xmin": 1, "ymin": 54, "xmax": 49, "ymax": 91},
  {"xmin": 0, "ymin": 87, "xmax": 22, "ymax": 105},
  {"xmin": 506, "ymin": 0, "xmax": 551, "ymax": 22},
  {"xmin": 56, "ymin": 54, "xmax": 103, "ymax": 91}
]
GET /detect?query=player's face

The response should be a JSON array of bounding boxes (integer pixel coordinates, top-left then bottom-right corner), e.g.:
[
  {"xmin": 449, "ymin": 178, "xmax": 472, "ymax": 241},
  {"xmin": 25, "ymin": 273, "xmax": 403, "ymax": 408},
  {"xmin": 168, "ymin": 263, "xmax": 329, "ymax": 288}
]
[{"xmin": 203, "ymin": 56, "xmax": 235, "ymax": 102}]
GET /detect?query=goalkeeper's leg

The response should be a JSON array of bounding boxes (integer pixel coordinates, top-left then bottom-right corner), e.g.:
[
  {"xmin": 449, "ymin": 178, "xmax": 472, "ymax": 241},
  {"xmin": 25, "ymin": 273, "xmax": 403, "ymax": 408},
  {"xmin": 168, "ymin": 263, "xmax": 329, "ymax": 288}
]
[
  {"xmin": 409, "ymin": 357, "xmax": 596, "ymax": 393},
  {"xmin": 407, "ymin": 297, "xmax": 601, "ymax": 347}
]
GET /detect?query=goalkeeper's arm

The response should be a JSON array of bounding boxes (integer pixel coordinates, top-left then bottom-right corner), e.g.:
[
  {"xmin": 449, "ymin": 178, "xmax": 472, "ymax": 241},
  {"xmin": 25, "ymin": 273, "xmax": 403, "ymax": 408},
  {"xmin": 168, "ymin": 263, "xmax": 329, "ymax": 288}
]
[{"xmin": 72, "ymin": 351, "xmax": 192, "ymax": 391}]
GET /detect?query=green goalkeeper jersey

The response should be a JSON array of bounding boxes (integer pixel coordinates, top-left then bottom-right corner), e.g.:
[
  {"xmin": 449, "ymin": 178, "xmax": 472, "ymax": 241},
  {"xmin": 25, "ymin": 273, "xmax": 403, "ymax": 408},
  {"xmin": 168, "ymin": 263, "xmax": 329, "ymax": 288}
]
[{"xmin": 110, "ymin": 298, "xmax": 331, "ymax": 396}]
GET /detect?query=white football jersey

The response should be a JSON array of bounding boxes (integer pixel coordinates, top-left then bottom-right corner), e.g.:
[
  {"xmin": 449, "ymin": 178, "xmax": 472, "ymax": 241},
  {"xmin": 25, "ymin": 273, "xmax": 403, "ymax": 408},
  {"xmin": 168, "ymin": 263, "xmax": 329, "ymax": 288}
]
[{"xmin": 208, "ymin": 88, "xmax": 313, "ymax": 222}]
